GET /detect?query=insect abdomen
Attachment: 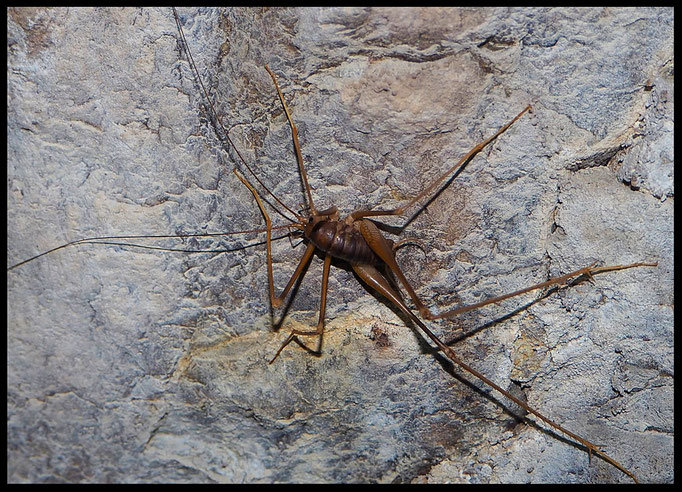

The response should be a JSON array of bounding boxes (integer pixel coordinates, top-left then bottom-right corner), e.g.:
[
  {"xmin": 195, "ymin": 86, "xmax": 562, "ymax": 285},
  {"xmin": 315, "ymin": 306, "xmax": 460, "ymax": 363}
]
[{"xmin": 307, "ymin": 220, "xmax": 379, "ymax": 265}]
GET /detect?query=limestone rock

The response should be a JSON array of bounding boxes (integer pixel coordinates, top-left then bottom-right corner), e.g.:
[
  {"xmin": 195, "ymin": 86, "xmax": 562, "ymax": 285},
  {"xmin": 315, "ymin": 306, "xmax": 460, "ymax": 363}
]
[{"xmin": 7, "ymin": 7, "xmax": 673, "ymax": 483}]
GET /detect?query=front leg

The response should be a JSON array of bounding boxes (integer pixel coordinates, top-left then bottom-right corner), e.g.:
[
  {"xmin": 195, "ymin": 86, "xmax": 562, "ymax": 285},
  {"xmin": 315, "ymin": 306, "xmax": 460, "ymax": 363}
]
[{"xmin": 269, "ymin": 254, "xmax": 333, "ymax": 363}]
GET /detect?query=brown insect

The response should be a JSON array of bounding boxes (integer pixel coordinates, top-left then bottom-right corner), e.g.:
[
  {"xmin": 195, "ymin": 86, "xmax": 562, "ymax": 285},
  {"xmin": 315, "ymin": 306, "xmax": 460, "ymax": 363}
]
[
  {"xmin": 170, "ymin": 9, "xmax": 658, "ymax": 483},
  {"xmin": 7, "ymin": 7, "xmax": 664, "ymax": 483}
]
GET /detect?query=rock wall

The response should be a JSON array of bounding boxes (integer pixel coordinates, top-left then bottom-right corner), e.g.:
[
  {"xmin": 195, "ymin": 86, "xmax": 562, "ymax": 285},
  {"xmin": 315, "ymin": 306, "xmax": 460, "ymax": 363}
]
[{"xmin": 7, "ymin": 7, "xmax": 673, "ymax": 483}]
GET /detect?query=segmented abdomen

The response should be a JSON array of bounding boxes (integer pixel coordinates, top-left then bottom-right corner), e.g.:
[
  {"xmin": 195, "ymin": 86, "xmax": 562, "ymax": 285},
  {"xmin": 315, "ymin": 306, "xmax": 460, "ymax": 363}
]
[{"xmin": 307, "ymin": 220, "xmax": 379, "ymax": 265}]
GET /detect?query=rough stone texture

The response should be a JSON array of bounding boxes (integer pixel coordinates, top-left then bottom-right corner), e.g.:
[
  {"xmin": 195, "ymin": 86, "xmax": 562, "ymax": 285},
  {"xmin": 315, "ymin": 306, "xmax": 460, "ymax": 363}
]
[{"xmin": 7, "ymin": 7, "xmax": 673, "ymax": 484}]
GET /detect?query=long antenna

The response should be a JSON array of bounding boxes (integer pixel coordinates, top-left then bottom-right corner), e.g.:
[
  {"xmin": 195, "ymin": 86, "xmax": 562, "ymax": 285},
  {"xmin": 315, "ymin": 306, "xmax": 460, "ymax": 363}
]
[
  {"xmin": 7, "ymin": 225, "xmax": 295, "ymax": 271},
  {"xmin": 172, "ymin": 8, "xmax": 303, "ymax": 223}
]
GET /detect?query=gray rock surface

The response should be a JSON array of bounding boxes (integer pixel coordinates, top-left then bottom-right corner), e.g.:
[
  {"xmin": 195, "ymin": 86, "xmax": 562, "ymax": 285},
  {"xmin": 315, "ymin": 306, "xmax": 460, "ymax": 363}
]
[{"xmin": 7, "ymin": 7, "xmax": 672, "ymax": 483}]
